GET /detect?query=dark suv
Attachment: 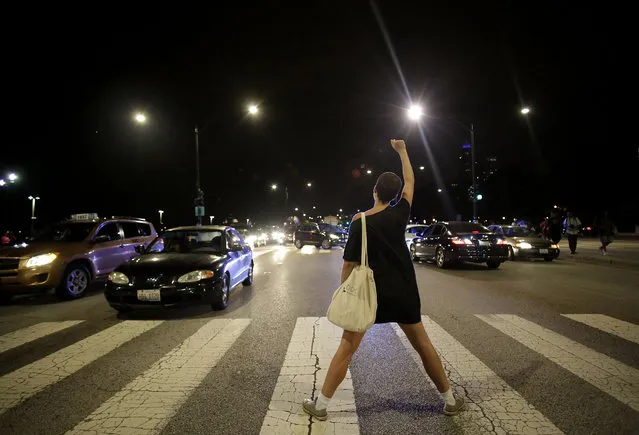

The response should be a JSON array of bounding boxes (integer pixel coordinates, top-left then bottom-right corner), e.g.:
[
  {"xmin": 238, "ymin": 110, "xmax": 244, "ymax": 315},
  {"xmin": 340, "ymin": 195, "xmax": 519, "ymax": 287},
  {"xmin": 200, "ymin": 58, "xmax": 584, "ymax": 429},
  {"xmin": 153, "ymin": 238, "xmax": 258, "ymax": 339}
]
[{"xmin": 294, "ymin": 223, "xmax": 346, "ymax": 250}]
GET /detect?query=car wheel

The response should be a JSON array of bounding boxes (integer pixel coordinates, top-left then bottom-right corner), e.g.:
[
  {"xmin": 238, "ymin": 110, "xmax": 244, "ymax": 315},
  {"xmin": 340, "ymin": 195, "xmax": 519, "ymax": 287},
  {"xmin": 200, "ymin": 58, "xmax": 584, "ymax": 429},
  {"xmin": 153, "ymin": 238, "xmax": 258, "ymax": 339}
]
[
  {"xmin": 435, "ymin": 247, "xmax": 448, "ymax": 269},
  {"xmin": 321, "ymin": 239, "xmax": 331, "ymax": 250},
  {"xmin": 243, "ymin": 262, "xmax": 254, "ymax": 286},
  {"xmin": 508, "ymin": 246, "xmax": 516, "ymax": 261},
  {"xmin": 544, "ymin": 257, "xmax": 554, "ymax": 262},
  {"xmin": 410, "ymin": 244, "xmax": 418, "ymax": 261},
  {"xmin": 486, "ymin": 260, "xmax": 501, "ymax": 269},
  {"xmin": 211, "ymin": 275, "xmax": 230, "ymax": 311},
  {"xmin": 56, "ymin": 263, "xmax": 91, "ymax": 300},
  {"xmin": 295, "ymin": 240, "xmax": 303, "ymax": 249}
]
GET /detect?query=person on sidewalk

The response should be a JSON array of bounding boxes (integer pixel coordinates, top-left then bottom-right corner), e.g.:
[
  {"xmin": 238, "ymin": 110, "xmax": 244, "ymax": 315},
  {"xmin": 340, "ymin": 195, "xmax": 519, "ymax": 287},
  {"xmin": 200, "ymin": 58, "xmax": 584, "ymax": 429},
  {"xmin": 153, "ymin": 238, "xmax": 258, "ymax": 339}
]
[
  {"xmin": 548, "ymin": 211, "xmax": 563, "ymax": 245},
  {"xmin": 563, "ymin": 211, "xmax": 582, "ymax": 254},
  {"xmin": 595, "ymin": 211, "xmax": 616, "ymax": 255},
  {"xmin": 302, "ymin": 139, "xmax": 465, "ymax": 421}
]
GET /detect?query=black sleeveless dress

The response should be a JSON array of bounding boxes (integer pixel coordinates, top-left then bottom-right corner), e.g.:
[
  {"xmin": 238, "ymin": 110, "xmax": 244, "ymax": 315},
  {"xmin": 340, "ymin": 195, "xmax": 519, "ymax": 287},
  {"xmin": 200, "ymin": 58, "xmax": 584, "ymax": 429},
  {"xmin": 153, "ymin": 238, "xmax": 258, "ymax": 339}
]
[{"xmin": 342, "ymin": 198, "xmax": 421, "ymax": 324}]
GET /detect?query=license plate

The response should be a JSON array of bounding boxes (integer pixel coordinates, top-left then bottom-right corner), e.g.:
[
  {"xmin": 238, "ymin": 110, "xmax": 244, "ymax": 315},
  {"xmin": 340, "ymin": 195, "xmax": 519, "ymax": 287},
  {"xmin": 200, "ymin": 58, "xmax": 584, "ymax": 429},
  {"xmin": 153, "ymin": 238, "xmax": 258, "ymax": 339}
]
[
  {"xmin": 137, "ymin": 289, "xmax": 161, "ymax": 302},
  {"xmin": 539, "ymin": 249, "xmax": 548, "ymax": 254},
  {"xmin": 478, "ymin": 240, "xmax": 490, "ymax": 246}
]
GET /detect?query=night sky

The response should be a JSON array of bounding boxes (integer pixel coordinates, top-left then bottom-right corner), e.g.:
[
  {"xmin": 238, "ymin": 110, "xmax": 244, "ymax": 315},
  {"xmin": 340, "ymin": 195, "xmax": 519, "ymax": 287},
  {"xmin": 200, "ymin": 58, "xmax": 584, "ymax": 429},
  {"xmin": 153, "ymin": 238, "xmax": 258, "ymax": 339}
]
[{"xmin": 2, "ymin": 2, "xmax": 636, "ymax": 233}]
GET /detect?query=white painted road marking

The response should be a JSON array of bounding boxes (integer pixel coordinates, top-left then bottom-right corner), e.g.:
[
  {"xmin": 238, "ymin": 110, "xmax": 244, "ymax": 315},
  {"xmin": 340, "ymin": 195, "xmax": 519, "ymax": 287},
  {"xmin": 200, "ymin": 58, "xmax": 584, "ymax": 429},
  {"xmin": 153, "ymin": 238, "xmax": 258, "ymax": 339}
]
[
  {"xmin": 477, "ymin": 314, "xmax": 639, "ymax": 412},
  {"xmin": 0, "ymin": 321, "xmax": 84, "ymax": 354},
  {"xmin": 67, "ymin": 318, "xmax": 250, "ymax": 435},
  {"xmin": 0, "ymin": 320, "xmax": 162, "ymax": 415},
  {"xmin": 394, "ymin": 317, "xmax": 563, "ymax": 434},
  {"xmin": 260, "ymin": 317, "xmax": 359, "ymax": 435},
  {"xmin": 561, "ymin": 314, "xmax": 639, "ymax": 344}
]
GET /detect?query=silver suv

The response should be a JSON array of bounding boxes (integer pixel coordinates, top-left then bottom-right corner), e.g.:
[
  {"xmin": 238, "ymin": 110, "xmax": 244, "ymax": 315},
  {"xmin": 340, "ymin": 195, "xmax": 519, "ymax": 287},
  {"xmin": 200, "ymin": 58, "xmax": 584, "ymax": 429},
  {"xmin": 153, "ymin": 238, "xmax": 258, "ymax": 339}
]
[{"xmin": 0, "ymin": 215, "xmax": 157, "ymax": 302}]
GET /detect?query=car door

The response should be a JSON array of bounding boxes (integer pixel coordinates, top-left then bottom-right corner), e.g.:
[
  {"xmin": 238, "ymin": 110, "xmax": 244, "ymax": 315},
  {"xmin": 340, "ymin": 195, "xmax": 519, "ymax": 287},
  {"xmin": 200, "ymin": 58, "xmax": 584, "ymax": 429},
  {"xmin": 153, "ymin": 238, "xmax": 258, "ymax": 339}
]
[
  {"xmin": 119, "ymin": 221, "xmax": 147, "ymax": 262},
  {"xmin": 230, "ymin": 229, "xmax": 251, "ymax": 275},
  {"xmin": 414, "ymin": 226, "xmax": 434, "ymax": 257},
  {"xmin": 91, "ymin": 222, "xmax": 127, "ymax": 276},
  {"xmin": 425, "ymin": 225, "xmax": 444, "ymax": 258},
  {"xmin": 310, "ymin": 224, "xmax": 323, "ymax": 244},
  {"xmin": 225, "ymin": 230, "xmax": 244, "ymax": 287}
]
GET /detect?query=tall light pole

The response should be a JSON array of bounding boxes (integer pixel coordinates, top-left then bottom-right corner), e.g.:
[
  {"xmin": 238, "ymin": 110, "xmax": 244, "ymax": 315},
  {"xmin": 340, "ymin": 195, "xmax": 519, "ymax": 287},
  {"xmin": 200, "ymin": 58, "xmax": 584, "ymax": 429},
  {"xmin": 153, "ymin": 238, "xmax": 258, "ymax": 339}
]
[
  {"xmin": 470, "ymin": 122, "xmax": 477, "ymax": 222},
  {"xmin": 28, "ymin": 196, "xmax": 40, "ymax": 237},
  {"xmin": 209, "ymin": 215, "xmax": 214, "ymax": 225},
  {"xmin": 158, "ymin": 210, "xmax": 164, "ymax": 226}
]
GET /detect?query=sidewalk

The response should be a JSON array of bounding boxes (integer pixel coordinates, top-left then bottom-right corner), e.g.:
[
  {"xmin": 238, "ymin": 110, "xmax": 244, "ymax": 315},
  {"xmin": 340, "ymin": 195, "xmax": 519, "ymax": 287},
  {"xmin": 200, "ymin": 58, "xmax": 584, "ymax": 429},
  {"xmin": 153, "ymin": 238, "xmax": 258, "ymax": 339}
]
[{"xmin": 555, "ymin": 238, "xmax": 639, "ymax": 269}]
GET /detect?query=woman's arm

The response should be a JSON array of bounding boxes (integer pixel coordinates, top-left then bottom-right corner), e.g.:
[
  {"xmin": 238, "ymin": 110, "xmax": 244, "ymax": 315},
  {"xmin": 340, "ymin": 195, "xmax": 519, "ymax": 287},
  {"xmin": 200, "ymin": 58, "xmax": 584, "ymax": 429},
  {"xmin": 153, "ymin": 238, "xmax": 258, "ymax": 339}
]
[
  {"xmin": 341, "ymin": 261, "xmax": 358, "ymax": 283},
  {"xmin": 391, "ymin": 139, "xmax": 414, "ymax": 205}
]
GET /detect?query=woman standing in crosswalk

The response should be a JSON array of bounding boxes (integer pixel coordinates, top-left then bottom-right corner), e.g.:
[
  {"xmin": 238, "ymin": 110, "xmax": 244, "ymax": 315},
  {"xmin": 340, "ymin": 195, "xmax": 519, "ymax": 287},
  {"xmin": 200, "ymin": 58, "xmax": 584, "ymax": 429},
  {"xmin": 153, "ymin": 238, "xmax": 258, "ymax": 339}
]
[{"xmin": 303, "ymin": 139, "xmax": 465, "ymax": 420}]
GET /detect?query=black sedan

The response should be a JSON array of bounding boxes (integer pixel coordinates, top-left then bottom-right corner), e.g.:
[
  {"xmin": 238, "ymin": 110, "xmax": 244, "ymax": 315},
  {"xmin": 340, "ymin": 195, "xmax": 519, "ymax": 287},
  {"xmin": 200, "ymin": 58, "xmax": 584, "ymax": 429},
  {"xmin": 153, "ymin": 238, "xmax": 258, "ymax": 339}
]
[
  {"xmin": 105, "ymin": 226, "xmax": 253, "ymax": 312},
  {"xmin": 412, "ymin": 221, "xmax": 509, "ymax": 269}
]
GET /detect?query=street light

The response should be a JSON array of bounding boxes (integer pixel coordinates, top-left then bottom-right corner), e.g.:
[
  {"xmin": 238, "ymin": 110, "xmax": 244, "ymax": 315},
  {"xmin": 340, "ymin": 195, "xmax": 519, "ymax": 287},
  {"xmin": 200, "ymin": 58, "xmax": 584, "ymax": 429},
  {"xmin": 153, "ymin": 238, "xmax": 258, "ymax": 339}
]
[
  {"xmin": 0, "ymin": 180, "xmax": 5, "ymax": 187},
  {"xmin": 407, "ymin": 104, "xmax": 424, "ymax": 121},
  {"xmin": 28, "ymin": 196, "xmax": 40, "ymax": 237},
  {"xmin": 271, "ymin": 184, "xmax": 278, "ymax": 191},
  {"xmin": 158, "ymin": 210, "xmax": 164, "ymax": 225},
  {"xmin": 307, "ymin": 182, "xmax": 312, "ymax": 188},
  {"xmin": 134, "ymin": 113, "xmax": 147, "ymax": 124},
  {"xmin": 419, "ymin": 166, "xmax": 425, "ymax": 171},
  {"xmin": 294, "ymin": 207, "xmax": 299, "ymax": 211},
  {"xmin": 248, "ymin": 104, "xmax": 259, "ymax": 115},
  {"xmin": 437, "ymin": 188, "xmax": 442, "ymax": 193},
  {"xmin": 366, "ymin": 169, "xmax": 372, "ymax": 175},
  {"xmin": 209, "ymin": 215, "xmax": 214, "ymax": 225},
  {"xmin": 520, "ymin": 107, "xmax": 531, "ymax": 115},
  {"xmin": 8, "ymin": 173, "xmax": 18, "ymax": 183}
]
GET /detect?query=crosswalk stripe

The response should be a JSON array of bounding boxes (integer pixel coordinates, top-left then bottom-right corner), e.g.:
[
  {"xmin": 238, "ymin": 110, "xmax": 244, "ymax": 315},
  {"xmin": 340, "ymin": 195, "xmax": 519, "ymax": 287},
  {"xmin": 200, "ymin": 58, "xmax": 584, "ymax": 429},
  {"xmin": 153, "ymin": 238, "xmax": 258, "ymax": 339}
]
[
  {"xmin": 393, "ymin": 317, "xmax": 563, "ymax": 434},
  {"xmin": 561, "ymin": 314, "xmax": 639, "ymax": 344},
  {"xmin": 67, "ymin": 318, "xmax": 250, "ymax": 435},
  {"xmin": 0, "ymin": 321, "xmax": 84, "ymax": 354},
  {"xmin": 0, "ymin": 320, "xmax": 162, "ymax": 415},
  {"xmin": 477, "ymin": 314, "xmax": 639, "ymax": 412},
  {"xmin": 260, "ymin": 317, "xmax": 359, "ymax": 435}
]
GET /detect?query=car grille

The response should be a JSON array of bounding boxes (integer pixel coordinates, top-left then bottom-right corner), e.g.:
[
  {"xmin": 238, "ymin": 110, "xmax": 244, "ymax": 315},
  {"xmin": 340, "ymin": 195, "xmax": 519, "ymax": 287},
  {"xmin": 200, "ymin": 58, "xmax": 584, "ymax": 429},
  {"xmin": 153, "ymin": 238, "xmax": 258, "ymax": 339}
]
[
  {"xmin": 0, "ymin": 258, "xmax": 20, "ymax": 276},
  {"xmin": 131, "ymin": 274, "xmax": 173, "ymax": 289}
]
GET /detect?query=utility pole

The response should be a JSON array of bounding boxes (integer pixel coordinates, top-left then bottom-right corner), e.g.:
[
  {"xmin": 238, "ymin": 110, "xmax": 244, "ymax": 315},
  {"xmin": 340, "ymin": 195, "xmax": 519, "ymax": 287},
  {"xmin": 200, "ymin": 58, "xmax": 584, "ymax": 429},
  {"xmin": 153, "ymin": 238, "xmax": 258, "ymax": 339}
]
[
  {"xmin": 470, "ymin": 123, "xmax": 477, "ymax": 222},
  {"xmin": 194, "ymin": 126, "xmax": 204, "ymax": 226}
]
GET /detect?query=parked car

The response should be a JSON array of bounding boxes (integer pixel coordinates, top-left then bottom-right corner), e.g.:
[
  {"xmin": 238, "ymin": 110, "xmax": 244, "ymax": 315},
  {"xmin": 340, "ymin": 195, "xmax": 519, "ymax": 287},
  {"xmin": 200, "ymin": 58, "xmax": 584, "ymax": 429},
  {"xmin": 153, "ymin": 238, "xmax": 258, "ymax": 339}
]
[
  {"xmin": 487, "ymin": 225, "xmax": 560, "ymax": 261},
  {"xmin": 105, "ymin": 225, "xmax": 253, "ymax": 312},
  {"xmin": 0, "ymin": 215, "xmax": 156, "ymax": 302},
  {"xmin": 412, "ymin": 221, "xmax": 509, "ymax": 269},
  {"xmin": 294, "ymin": 223, "xmax": 346, "ymax": 249}
]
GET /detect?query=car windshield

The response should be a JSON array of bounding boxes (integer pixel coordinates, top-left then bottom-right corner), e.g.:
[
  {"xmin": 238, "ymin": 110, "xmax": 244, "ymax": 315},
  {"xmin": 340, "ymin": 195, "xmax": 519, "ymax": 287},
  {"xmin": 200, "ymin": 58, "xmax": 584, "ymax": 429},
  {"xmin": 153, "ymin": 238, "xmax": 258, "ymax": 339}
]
[
  {"xmin": 32, "ymin": 222, "xmax": 96, "ymax": 242},
  {"xmin": 447, "ymin": 223, "xmax": 491, "ymax": 234},
  {"xmin": 147, "ymin": 230, "xmax": 224, "ymax": 254},
  {"xmin": 503, "ymin": 226, "xmax": 535, "ymax": 237}
]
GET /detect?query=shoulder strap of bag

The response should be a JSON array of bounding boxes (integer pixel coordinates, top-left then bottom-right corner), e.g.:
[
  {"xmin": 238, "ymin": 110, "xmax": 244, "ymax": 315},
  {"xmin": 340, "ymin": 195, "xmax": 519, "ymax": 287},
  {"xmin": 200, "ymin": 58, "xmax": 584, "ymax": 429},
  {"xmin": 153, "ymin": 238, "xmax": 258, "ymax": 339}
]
[{"xmin": 360, "ymin": 213, "xmax": 368, "ymax": 267}]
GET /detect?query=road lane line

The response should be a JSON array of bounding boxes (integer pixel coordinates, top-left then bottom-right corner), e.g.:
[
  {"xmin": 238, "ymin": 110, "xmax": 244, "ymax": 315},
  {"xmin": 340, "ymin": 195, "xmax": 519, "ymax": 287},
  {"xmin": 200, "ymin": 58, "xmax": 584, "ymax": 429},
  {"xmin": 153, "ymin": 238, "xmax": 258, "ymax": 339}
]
[
  {"xmin": 477, "ymin": 314, "xmax": 639, "ymax": 412},
  {"xmin": 67, "ymin": 318, "xmax": 250, "ymax": 435},
  {"xmin": 0, "ymin": 321, "xmax": 84, "ymax": 354},
  {"xmin": 0, "ymin": 320, "xmax": 162, "ymax": 415},
  {"xmin": 393, "ymin": 317, "xmax": 562, "ymax": 434},
  {"xmin": 260, "ymin": 317, "xmax": 359, "ymax": 435},
  {"xmin": 561, "ymin": 314, "xmax": 639, "ymax": 344}
]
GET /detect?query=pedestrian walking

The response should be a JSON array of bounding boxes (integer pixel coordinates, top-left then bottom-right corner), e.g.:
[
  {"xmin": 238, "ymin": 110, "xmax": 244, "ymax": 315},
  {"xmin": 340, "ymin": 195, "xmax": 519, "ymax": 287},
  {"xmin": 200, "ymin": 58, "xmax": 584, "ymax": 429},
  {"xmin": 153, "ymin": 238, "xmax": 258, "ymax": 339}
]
[
  {"xmin": 302, "ymin": 139, "xmax": 465, "ymax": 420},
  {"xmin": 595, "ymin": 211, "xmax": 616, "ymax": 255},
  {"xmin": 563, "ymin": 211, "xmax": 582, "ymax": 254},
  {"xmin": 548, "ymin": 211, "xmax": 563, "ymax": 245}
]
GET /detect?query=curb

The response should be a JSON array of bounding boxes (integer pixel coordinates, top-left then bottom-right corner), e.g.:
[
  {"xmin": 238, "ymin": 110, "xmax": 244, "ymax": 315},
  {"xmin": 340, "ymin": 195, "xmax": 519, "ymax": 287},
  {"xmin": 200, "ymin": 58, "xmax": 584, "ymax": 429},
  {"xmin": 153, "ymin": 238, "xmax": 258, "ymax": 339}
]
[{"xmin": 558, "ymin": 254, "xmax": 639, "ymax": 269}]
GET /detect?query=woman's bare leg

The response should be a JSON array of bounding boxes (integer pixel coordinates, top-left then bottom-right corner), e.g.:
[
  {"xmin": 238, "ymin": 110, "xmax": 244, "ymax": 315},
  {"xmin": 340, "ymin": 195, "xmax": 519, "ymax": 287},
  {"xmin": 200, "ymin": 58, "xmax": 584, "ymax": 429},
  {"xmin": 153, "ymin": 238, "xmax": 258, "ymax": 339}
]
[
  {"xmin": 399, "ymin": 322, "xmax": 450, "ymax": 392},
  {"xmin": 321, "ymin": 330, "xmax": 366, "ymax": 397}
]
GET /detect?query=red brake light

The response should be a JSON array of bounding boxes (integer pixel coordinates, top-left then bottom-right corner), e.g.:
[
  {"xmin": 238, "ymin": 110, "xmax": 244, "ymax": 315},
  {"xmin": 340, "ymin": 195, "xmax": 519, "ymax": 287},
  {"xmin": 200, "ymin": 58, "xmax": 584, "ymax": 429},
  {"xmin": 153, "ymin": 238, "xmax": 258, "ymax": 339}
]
[{"xmin": 472, "ymin": 230, "xmax": 480, "ymax": 234}]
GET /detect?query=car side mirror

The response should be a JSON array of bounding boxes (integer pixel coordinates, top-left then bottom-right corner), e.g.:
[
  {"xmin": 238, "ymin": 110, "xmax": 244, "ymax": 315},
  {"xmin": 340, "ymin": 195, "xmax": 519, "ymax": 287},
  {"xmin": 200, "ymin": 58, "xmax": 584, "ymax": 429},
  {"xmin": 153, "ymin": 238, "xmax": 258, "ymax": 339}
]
[
  {"xmin": 135, "ymin": 245, "xmax": 146, "ymax": 254},
  {"xmin": 93, "ymin": 235, "xmax": 110, "ymax": 244}
]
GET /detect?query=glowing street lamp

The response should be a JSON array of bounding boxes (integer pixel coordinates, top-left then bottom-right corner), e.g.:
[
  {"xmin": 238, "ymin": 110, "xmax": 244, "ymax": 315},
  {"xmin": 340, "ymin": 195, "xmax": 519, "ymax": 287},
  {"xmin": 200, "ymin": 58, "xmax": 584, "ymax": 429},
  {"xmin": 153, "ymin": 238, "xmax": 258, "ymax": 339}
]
[
  {"xmin": 134, "ymin": 113, "xmax": 147, "ymax": 124},
  {"xmin": 271, "ymin": 184, "xmax": 278, "ymax": 191},
  {"xmin": 366, "ymin": 169, "xmax": 372, "ymax": 175},
  {"xmin": 520, "ymin": 107, "xmax": 531, "ymax": 115},
  {"xmin": 158, "ymin": 210, "xmax": 164, "ymax": 225},
  {"xmin": 307, "ymin": 182, "xmax": 312, "ymax": 188},
  {"xmin": 248, "ymin": 104, "xmax": 259, "ymax": 115},
  {"xmin": 0, "ymin": 180, "xmax": 5, "ymax": 187},
  {"xmin": 407, "ymin": 104, "xmax": 424, "ymax": 121},
  {"xmin": 209, "ymin": 215, "xmax": 214, "ymax": 225},
  {"xmin": 419, "ymin": 166, "xmax": 425, "ymax": 171},
  {"xmin": 8, "ymin": 173, "xmax": 18, "ymax": 183},
  {"xmin": 437, "ymin": 188, "xmax": 442, "ymax": 193}
]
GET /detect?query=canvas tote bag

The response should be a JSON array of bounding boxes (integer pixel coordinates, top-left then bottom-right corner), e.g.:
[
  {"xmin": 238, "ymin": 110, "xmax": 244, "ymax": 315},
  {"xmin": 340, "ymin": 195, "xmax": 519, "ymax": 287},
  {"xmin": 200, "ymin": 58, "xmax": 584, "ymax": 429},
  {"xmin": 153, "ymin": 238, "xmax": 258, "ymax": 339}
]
[{"xmin": 327, "ymin": 213, "xmax": 377, "ymax": 332}]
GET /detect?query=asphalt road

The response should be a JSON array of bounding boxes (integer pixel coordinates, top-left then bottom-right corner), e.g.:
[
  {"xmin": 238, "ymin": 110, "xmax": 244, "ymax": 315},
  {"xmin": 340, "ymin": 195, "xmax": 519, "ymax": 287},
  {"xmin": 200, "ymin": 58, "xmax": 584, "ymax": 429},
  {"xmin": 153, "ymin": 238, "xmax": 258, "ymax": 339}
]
[{"xmin": 0, "ymin": 245, "xmax": 638, "ymax": 434}]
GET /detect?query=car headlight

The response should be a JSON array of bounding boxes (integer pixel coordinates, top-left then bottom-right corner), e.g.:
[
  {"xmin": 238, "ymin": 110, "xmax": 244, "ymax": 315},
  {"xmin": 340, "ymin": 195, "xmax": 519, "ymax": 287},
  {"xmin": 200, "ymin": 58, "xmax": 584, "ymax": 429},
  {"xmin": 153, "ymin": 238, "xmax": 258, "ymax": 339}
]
[
  {"xmin": 246, "ymin": 235, "xmax": 257, "ymax": 243},
  {"xmin": 108, "ymin": 271, "xmax": 129, "ymax": 285},
  {"xmin": 550, "ymin": 244, "xmax": 558, "ymax": 249},
  {"xmin": 177, "ymin": 270, "xmax": 214, "ymax": 283},
  {"xmin": 25, "ymin": 253, "xmax": 58, "ymax": 268},
  {"xmin": 517, "ymin": 242, "xmax": 532, "ymax": 249},
  {"xmin": 329, "ymin": 234, "xmax": 339, "ymax": 240}
]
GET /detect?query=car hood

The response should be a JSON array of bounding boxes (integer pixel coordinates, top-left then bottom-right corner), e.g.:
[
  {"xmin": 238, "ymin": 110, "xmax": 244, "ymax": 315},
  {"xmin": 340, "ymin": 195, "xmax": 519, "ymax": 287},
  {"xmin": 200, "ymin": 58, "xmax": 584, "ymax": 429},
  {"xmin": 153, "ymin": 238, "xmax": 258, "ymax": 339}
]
[
  {"xmin": 0, "ymin": 242, "xmax": 87, "ymax": 258},
  {"xmin": 118, "ymin": 253, "xmax": 225, "ymax": 276}
]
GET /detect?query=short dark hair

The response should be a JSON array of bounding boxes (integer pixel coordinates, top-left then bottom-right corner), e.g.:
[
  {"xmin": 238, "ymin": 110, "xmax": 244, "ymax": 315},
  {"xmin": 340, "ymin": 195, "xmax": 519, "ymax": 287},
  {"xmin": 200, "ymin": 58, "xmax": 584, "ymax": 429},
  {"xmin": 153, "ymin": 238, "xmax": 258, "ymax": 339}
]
[{"xmin": 375, "ymin": 172, "xmax": 402, "ymax": 203}]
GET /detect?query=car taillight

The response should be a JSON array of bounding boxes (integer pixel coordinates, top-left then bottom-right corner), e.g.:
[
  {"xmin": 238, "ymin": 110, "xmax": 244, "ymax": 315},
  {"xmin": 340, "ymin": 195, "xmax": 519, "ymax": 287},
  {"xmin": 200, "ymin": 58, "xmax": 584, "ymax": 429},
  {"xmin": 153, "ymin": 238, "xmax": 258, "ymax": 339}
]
[{"xmin": 451, "ymin": 238, "xmax": 472, "ymax": 245}]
